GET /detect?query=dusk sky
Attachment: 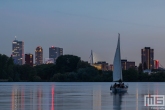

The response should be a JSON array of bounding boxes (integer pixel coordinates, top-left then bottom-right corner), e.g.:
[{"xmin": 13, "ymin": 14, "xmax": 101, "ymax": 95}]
[{"xmin": 0, "ymin": 1, "xmax": 165, "ymax": 67}]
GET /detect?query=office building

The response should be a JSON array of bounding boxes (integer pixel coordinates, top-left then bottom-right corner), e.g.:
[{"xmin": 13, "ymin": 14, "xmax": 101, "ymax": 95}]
[
  {"xmin": 12, "ymin": 38, "xmax": 24, "ymax": 65},
  {"xmin": 141, "ymin": 47, "xmax": 154, "ymax": 69},
  {"xmin": 49, "ymin": 46, "xmax": 63, "ymax": 63},
  {"xmin": 25, "ymin": 53, "xmax": 33, "ymax": 66},
  {"xmin": 35, "ymin": 46, "xmax": 43, "ymax": 65}
]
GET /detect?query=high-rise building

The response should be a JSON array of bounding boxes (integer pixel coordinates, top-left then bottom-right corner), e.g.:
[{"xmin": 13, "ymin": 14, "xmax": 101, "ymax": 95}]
[
  {"xmin": 141, "ymin": 47, "xmax": 154, "ymax": 69},
  {"xmin": 35, "ymin": 46, "xmax": 43, "ymax": 65},
  {"xmin": 12, "ymin": 38, "xmax": 24, "ymax": 65},
  {"xmin": 49, "ymin": 46, "xmax": 63, "ymax": 63},
  {"xmin": 25, "ymin": 53, "xmax": 33, "ymax": 66}
]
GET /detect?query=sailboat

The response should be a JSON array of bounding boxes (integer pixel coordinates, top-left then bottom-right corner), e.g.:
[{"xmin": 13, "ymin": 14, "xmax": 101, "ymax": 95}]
[{"xmin": 110, "ymin": 33, "xmax": 128, "ymax": 93}]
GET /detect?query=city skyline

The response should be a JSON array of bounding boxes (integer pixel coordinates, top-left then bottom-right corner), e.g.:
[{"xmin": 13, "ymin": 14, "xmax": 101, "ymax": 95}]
[
  {"xmin": 9, "ymin": 38, "xmax": 161, "ymax": 71},
  {"xmin": 0, "ymin": 1, "xmax": 165, "ymax": 66},
  {"xmin": 3, "ymin": 30, "xmax": 165, "ymax": 67},
  {"xmin": 10, "ymin": 37, "xmax": 159, "ymax": 68}
]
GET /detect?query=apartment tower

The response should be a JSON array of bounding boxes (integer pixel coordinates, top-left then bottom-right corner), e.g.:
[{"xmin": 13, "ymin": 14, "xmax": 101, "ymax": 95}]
[{"xmin": 141, "ymin": 47, "xmax": 154, "ymax": 69}]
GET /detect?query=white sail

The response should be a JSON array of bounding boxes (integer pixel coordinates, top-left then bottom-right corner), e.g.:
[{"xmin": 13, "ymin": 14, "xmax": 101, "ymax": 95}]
[{"xmin": 113, "ymin": 33, "xmax": 122, "ymax": 82}]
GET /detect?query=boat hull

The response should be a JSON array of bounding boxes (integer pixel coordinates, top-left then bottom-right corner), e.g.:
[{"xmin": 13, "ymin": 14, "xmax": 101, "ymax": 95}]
[{"xmin": 111, "ymin": 87, "xmax": 127, "ymax": 93}]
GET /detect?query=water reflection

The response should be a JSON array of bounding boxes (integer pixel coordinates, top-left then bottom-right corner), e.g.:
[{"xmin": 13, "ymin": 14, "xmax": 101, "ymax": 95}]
[
  {"xmin": 11, "ymin": 86, "xmax": 24, "ymax": 110},
  {"xmin": 93, "ymin": 86, "xmax": 101, "ymax": 110},
  {"xmin": 51, "ymin": 85, "xmax": 54, "ymax": 110},
  {"xmin": 136, "ymin": 88, "xmax": 138, "ymax": 110},
  {"xmin": 10, "ymin": 85, "xmax": 55, "ymax": 110},
  {"xmin": 111, "ymin": 92, "xmax": 125, "ymax": 110},
  {"xmin": 0, "ymin": 82, "xmax": 165, "ymax": 110},
  {"xmin": 37, "ymin": 86, "xmax": 42, "ymax": 110}
]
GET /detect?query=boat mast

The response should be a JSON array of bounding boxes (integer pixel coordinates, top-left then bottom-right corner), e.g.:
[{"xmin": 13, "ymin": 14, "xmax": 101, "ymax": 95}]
[
  {"xmin": 113, "ymin": 33, "xmax": 123, "ymax": 82},
  {"xmin": 118, "ymin": 33, "xmax": 122, "ymax": 82}
]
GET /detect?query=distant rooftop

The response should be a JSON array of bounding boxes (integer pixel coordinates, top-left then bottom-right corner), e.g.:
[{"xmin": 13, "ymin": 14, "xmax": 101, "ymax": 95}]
[
  {"xmin": 96, "ymin": 61, "xmax": 107, "ymax": 64},
  {"xmin": 13, "ymin": 39, "xmax": 23, "ymax": 43},
  {"xmin": 144, "ymin": 47, "xmax": 151, "ymax": 49}
]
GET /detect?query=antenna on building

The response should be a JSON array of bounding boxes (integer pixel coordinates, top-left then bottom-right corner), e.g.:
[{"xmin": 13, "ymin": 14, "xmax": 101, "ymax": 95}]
[{"xmin": 15, "ymin": 36, "xmax": 17, "ymax": 40}]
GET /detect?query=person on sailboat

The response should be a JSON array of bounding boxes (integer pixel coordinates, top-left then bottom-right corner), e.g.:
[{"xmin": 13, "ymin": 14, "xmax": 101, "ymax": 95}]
[
  {"xmin": 119, "ymin": 79, "xmax": 122, "ymax": 83},
  {"xmin": 113, "ymin": 83, "xmax": 116, "ymax": 88}
]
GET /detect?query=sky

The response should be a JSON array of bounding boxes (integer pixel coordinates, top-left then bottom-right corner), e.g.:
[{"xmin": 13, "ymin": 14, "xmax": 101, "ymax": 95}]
[{"xmin": 0, "ymin": 0, "xmax": 165, "ymax": 67}]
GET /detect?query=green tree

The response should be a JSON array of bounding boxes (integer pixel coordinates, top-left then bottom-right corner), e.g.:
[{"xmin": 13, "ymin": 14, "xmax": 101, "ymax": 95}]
[
  {"xmin": 77, "ymin": 67, "xmax": 99, "ymax": 81},
  {"xmin": 123, "ymin": 68, "xmax": 138, "ymax": 82},
  {"xmin": 101, "ymin": 71, "xmax": 113, "ymax": 82},
  {"xmin": 33, "ymin": 76, "xmax": 41, "ymax": 82},
  {"xmin": 137, "ymin": 71, "xmax": 149, "ymax": 82},
  {"xmin": 56, "ymin": 55, "xmax": 81, "ymax": 73},
  {"xmin": 0, "ymin": 54, "xmax": 14, "ymax": 79},
  {"xmin": 51, "ymin": 73, "xmax": 67, "ymax": 82},
  {"xmin": 149, "ymin": 72, "xmax": 165, "ymax": 82},
  {"xmin": 19, "ymin": 64, "xmax": 32, "ymax": 81},
  {"xmin": 138, "ymin": 63, "xmax": 143, "ymax": 73},
  {"xmin": 143, "ymin": 62, "xmax": 147, "ymax": 70},
  {"xmin": 66, "ymin": 72, "xmax": 77, "ymax": 82},
  {"xmin": 77, "ymin": 61, "xmax": 91, "ymax": 69},
  {"xmin": 35, "ymin": 64, "xmax": 56, "ymax": 81}
]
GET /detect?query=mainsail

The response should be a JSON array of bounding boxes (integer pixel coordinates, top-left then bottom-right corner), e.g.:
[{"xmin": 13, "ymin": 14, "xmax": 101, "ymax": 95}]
[{"xmin": 113, "ymin": 33, "xmax": 122, "ymax": 82}]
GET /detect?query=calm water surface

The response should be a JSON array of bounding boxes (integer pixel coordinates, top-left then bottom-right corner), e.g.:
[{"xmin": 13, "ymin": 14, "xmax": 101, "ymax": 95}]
[{"xmin": 0, "ymin": 82, "xmax": 165, "ymax": 110}]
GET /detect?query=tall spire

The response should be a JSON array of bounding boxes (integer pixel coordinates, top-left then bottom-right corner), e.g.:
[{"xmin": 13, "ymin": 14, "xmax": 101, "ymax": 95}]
[
  {"xmin": 89, "ymin": 50, "xmax": 94, "ymax": 65},
  {"xmin": 91, "ymin": 50, "xmax": 93, "ymax": 65}
]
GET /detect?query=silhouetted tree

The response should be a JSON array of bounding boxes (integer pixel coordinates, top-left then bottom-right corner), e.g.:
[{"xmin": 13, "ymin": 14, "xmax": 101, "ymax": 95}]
[
  {"xmin": 123, "ymin": 68, "xmax": 138, "ymax": 82},
  {"xmin": 56, "ymin": 55, "xmax": 81, "ymax": 73},
  {"xmin": 0, "ymin": 54, "xmax": 14, "ymax": 79},
  {"xmin": 143, "ymin": 62, "xmax": 148, "ymax": 70},
  {"xmin": 138, "ymin": 63, "xmax": 143, "ymax": 73}
]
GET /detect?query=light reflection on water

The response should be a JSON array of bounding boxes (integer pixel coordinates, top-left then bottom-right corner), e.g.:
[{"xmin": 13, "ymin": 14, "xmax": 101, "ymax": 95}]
[{"xmin": 0, "ymin": 82, "xmax": 165, "ymax": 110}]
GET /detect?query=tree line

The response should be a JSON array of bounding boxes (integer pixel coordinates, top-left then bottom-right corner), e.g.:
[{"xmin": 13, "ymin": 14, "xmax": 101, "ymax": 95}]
[{"xmin": 0, "ymin": 53, "xmax": 165, "ymax": 82}]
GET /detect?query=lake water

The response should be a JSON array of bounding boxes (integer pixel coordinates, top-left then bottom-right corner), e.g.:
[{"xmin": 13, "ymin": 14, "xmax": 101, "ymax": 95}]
[{"xmin": 0, "ymin": 82, "xmax": 165, "ymax": 110}]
